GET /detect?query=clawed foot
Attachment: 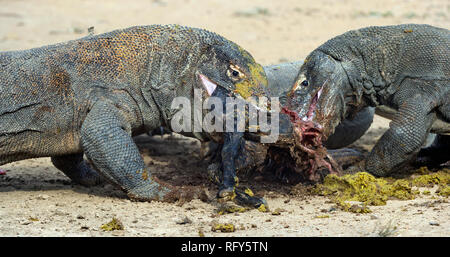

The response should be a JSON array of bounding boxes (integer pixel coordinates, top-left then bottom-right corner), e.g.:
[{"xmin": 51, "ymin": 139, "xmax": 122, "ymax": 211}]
[
  {"xmin": 234, "ymin": 188, "xmax": 267, "ymax": 209},
  {"xmin": 127, "ymin": 177, "xmax": 209, "ymax": 205},
  {"xmin": 217, "ymin": 186, "xmax": 267, "ymax": 209},
  {"xmin": 208, "ymin": 163, "xmax": 267, "ymax": 210}
]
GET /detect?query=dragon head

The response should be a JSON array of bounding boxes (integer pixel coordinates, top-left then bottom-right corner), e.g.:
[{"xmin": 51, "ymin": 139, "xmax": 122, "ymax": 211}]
[
  {"xmin": 196, "ymin": 40, "xmax": 269, "ymax": 101},
  {"xmin": 288, "ymin": 50, "xmax": 353, "ymax": 138}
]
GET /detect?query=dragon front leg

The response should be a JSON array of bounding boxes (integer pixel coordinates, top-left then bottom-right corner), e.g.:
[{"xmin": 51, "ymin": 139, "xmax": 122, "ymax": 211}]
[
  {"xmin": 366, "ymin": 91, "xmax": 436, "ymax": 176},
  {"xmin": 80, "ymin": 101, "xmax": 205, "ymax": 203}
]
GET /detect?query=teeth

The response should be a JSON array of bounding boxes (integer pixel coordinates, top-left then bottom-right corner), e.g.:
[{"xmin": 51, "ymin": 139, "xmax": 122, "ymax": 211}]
[
  {"xmin": 199, "ymin": 74, "xmax": 217, "ymax": 96},
  {"xmin": 317, "ymin": 86, "xmax": 323, "ymax": 99},
  {"xmin": 303, "ymin": 85, "xmax": 324, "ymax": 122}
]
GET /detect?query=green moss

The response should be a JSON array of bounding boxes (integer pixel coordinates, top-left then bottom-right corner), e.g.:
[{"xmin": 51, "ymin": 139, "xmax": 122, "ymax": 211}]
[
  {"xmin": 211, "ymin": 223, "xmax": 235, "ymax": 233},
  {"xmin": 385, "ymin": 180, "xmax": 418, "ymax": 200},
  {"xmin": 100, "ymin": 217, "xmax": 124, "ymax": 231},
  {"xmin": 437, "ymin": 185, "xmax": 450, "ymax": 197},
  {"xmin": 313, "ymin": 172, "xmax": 389, "ymax": 206},
  {"xmin": 422, "ymin": 190, "xmax": 431, "ymax": 195},
  {"xmin": 313, "ymin": 168, "xmax": 450, "ymax": 213},
  {"xmin": 412, "ymin": 169, "xmax": 450, "ymax": 187},
  {"xmin": 313, "ymin": 172, "xmax": 419, "ymax": 211}
]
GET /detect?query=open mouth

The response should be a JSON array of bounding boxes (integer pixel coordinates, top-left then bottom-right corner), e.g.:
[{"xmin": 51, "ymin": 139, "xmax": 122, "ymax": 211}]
[
  {"xmin": 282, "ymin": 107, "xmax": 323, "ymax": 147},
  {"xmin": 199, "ymin": 74, "xmax": 218, "ymax": 96},
  {"xmin": 303, "ymin": 85, "xmax": 324, "ymax": 122},
  {"xmin": 199, "ymin": 73, "xmax": 267, "ymax": 113}
]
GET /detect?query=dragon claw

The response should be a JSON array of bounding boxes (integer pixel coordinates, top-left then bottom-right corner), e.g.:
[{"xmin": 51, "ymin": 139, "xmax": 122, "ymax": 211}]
[
  {"xmin": 217, "ymin": 187, "xmax": 267, "ymax": 209},
  {"xmin": 234, "ymin": 188, "xmax": 267, "ymax": 209}
]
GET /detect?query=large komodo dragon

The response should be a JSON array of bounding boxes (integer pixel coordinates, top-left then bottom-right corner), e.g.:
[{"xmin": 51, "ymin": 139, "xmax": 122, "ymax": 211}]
[
  {"xmin": 0, "ymin": 25, "xmax": 270, "ymax": 204},
  {"xmin": 288, "ymin": 24, "xmax": 449, "ymax": 177}
]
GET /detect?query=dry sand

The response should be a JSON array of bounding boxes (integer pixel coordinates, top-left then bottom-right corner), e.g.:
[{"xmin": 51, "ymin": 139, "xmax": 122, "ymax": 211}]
[{"xmin": 0, "ymin": 0, "xmax": 449, "ymax": 237}]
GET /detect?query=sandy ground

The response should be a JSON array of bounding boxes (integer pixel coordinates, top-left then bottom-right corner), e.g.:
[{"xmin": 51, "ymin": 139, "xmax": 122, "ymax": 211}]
[{"xmin": 0, "ymin": 0, "xmax": 449, "ymax": 237}]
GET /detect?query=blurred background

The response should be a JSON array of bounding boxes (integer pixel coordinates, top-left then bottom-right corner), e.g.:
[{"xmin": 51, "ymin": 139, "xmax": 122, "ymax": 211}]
[{"xmin": 0, "ymin": 0, "xmax": 448, "ymax": 66}]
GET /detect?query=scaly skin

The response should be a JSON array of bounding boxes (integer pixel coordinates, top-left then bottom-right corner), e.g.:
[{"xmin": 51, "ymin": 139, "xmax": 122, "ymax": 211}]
[
  {"xmin": 206, "ymin": 61, "xmax": 375, "ymax": 183},
  {"xmin": 0, "ymin": 25, "xmax": 269, "ymax": 203},
  {"xmin": 290, "ymin": 24, "xmax": 449, "ymax": 177},
  {"xmin": 263, "ymin": 61, "xmax": 375, "ymax": 149}
]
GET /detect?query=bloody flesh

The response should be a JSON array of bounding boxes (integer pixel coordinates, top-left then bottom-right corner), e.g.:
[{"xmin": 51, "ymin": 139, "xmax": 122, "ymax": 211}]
[{"xmin": 281, "ymin": 107, "xmax": 340, "ymax": 181}]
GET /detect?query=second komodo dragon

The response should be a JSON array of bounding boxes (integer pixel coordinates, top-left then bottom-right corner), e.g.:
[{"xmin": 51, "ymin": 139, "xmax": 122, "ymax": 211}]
[
  {"xmin": 0, "ymin": 25, "xmax": 269, "ymax": 203},
  {"xmin": 289, "ymin": 24, "xmax": 449, "ymax": 177}
]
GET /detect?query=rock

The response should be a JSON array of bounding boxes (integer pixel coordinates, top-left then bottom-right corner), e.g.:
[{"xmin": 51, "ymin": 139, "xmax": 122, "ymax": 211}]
[
  {"xmin": 36, "ymin": 194, "xmax": 49, "ymax": 200},
  {"xmin": 175, "ymin": 216, "xmax": 192, "ymax": 225}
]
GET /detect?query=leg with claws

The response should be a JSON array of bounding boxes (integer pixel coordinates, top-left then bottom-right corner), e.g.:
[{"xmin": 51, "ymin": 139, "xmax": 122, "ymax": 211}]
[
  {"xmin": 217, "ymin": 132, "xmax": 267, "ymax": 208},
  {"xmin": 81, "ymin": 100, "xmax": 204, "ymax": 202},
  {"xmin": 366, "ymin": 81, "xmax": 438, "ymax": 176}
]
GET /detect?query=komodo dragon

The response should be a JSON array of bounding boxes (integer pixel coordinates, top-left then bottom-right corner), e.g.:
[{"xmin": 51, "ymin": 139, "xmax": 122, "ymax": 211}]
[
  {"xmin": 205, "ymin": 62, "xmax": 376, "ymax": 185},
  {"xmin": 288, "ymin": 24, "xmax": 449, "ymax": 177},
  {"xmin": 0, "ymin": 24, "xmax": 270, "ymax": 204}
]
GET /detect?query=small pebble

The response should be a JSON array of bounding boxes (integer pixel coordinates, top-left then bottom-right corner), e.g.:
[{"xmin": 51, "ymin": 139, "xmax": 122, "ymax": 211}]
[
  {"xmin": 176, "ymin": 216, "xmax": 192, "ymax": 225},
  {"xmin": 36, "ymin": 194, "xmax": 49, "ymax": 200}
]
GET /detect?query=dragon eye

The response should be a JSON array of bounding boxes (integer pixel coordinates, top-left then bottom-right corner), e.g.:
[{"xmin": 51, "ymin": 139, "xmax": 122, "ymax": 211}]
[
  {"xmin": 301, "ymin": 80, "xmax": 309, "ymax": 86},
  {"xmin": 232, "ymin": 70, "xmax": 239, "ymax": 77}
]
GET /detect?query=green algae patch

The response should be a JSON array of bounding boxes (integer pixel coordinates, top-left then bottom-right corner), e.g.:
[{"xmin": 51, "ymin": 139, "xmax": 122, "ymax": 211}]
[
  {"xmin": 313, "ymin": 172, "xmax": 389, "ymax": 206},
  {"xmin": 411, "ymin": 169, "xmax": 450, "ymax": 187},
  {"xmin": 422, "ymin": 190, "xmax": 431, "ymax": 195},
  {"xmin": 437, "ymin": 185, "xmax": 450, "ymax": 197},
  {"xmin": 312, "ymin": 168, "xmax": 450, "ymax": 212},
  {"xmin": 100, "ymin": 217, "xmax": 124, "ymax": 231},
  {"xmin": 387, "ymin": 179, "xmax": 418, "ymax": 200},
  {"xmin": 313, "ymin": 172, "xmax": 418, "ymax": 211},
  {"xmin": 211, "ymin": 223, "xmax": 235, "ymax": 233},
  {"xmin": 411, "ymin": 167, "xmax": 450, "ymax": 198}
]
